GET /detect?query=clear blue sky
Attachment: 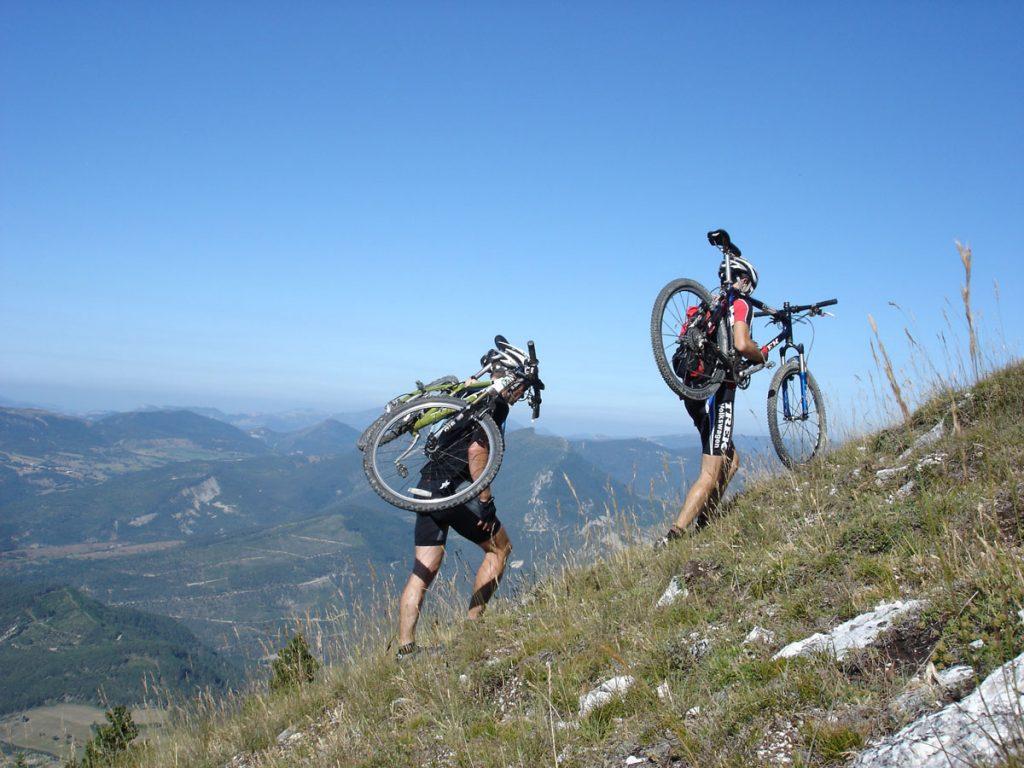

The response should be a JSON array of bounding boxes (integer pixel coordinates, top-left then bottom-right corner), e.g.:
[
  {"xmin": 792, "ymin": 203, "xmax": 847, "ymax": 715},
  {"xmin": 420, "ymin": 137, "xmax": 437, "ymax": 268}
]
[{"xmin": 2, "ymin": 3, "xmax": 1021, "ymax": 436}]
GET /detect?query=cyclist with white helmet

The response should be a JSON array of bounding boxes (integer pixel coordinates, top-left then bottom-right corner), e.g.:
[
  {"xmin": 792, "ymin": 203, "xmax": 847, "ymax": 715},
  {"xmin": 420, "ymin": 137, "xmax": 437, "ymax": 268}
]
[
  {"xmin": 664, "ymin": 231, "xmax": 768, "ymax": 541},
  {"xmin": 395, "ymin": 343, "xmax": 527, "ymax": 661}
]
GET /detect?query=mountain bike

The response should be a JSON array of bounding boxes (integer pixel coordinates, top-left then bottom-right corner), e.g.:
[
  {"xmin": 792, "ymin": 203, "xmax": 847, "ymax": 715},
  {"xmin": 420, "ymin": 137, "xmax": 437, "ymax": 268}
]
[
  {"xmin": 362, "ymin": 336, "xmax": 544, "ymax": 512},
  {"xmin": 651, "ymin": 230, "xmax": 837, "ymax": 467}
]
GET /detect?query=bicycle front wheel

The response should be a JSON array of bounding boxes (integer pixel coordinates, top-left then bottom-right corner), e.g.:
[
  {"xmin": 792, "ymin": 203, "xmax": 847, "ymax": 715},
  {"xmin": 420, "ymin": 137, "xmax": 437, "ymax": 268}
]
[
  {"xmin": 650, "ymin": 278, "xmax": 727, "ymax": 401},
  {"xmin": 767, "ymin": 360, "xmax": 827, "ymax": 468},
  {"xmin": 362, "ymin": 395, "xmax": 504, "ymax": 513},
  {"xmin": 357, "ymin": 411, "xmax": 392, "ymax": 452}
]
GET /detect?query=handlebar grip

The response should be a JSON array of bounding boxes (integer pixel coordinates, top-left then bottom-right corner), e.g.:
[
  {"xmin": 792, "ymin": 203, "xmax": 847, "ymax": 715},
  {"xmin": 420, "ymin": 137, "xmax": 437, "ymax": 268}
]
[
  {"xmin": 753, "ymin": 311, "xmax": 771, "ymax": 318},
  {"xmin": 817, "ymin": 298, "xmax": 838, "ymax": 308},
  {"xmin": 528, "ymin": 340, "xmax": 537, "ymax": 363}
]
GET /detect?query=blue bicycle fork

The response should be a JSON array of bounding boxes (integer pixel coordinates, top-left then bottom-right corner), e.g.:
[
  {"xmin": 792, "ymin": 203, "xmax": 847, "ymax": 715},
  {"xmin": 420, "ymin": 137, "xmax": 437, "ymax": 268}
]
[{"xmin": 781, "ymin": 357, "xmax": 810, "ymax": 421}]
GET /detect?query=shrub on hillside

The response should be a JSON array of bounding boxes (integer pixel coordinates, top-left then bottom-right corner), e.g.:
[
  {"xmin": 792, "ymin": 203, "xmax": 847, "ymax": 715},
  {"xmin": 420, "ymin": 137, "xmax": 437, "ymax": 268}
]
[
  {"xmin": 270, "ymin": 633, "xmax": 320, "ymax": 692},
  {"xmin": 64, "ymin": 706, "xmax": 139, "ymax": 768}
]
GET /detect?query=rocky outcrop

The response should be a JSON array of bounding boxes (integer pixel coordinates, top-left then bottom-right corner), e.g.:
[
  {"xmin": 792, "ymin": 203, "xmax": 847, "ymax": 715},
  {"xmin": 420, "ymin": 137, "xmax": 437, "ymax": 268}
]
[
  {"xmin": 853, "ymin": 652, "xmax": 1024, "ymax": 767},
  {"xmin": 773, "ymin": 600, "xmax": 924, "ymax": 661}
]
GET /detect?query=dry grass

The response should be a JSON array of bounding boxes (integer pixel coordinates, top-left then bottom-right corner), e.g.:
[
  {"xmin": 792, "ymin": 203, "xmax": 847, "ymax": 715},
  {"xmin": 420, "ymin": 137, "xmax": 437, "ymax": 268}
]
[{"xmin": 868, "ymin": 314, "xmax": 911, "ymax": 423}]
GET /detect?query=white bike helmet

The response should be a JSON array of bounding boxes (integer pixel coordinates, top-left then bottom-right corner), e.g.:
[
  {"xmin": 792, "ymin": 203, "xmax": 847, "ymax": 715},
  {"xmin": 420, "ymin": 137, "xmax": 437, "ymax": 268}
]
[{"xmin": 718, "ymin": 256, "xmax": 759, "ymax": 294}]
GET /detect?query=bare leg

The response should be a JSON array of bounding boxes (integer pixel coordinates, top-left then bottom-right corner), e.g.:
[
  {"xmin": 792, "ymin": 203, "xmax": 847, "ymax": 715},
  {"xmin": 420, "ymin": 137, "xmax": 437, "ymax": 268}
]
[
  {"xmin": 398, "ymin": 545, "xmax": 444, "ymax": 647},
  {"xmin": 698, "ymin": 448, "xmax": 740, "ymax": 528},
  {"xmin": 673, "ymin": 454, "xmax": 725, "ymax": 531},
  {"xmin": 467, "ymin": 527, "xmax": 512, "ymax": 619},
  {"xmin": 467, "ymin": 438, "xmax": 492, "ymax": 502}
]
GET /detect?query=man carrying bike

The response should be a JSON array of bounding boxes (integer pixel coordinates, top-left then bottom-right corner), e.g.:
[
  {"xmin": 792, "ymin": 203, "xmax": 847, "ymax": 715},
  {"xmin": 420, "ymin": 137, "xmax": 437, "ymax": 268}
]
[
  {"xmin": 665, "ymin": 240, "xmax": 768, "ymax": 541},
  {"xmin": 395, "ymin": 350, "xmax": 526, "ymax": 661}
]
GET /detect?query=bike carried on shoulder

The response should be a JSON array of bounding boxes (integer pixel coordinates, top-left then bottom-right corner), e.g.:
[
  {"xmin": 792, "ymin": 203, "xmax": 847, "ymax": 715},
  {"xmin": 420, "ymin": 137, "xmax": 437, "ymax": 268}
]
[
  {"xmin": 361, "ymin": 335, "xmax": 544, "ymax": 512},
  {"xmin": 650, "ymin": 230, "xmax": 837, "ymax": 468}
]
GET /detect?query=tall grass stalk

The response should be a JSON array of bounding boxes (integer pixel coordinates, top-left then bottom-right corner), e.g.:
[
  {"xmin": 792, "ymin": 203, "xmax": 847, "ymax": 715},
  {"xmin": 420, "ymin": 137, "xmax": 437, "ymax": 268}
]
[
  {"xmin": 957, "ymin": 240, "xmax": 980, "ymax": 381},
  {"xmin": 867, "ymin": 313, "xmax": 911, "ymax": 422}
]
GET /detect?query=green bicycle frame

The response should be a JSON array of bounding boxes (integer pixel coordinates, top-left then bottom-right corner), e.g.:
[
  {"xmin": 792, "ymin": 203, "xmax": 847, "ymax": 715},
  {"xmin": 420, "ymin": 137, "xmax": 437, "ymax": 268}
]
[{"xmin": 408, "ymin": 379, "xmax": 492, "ymax": 432}]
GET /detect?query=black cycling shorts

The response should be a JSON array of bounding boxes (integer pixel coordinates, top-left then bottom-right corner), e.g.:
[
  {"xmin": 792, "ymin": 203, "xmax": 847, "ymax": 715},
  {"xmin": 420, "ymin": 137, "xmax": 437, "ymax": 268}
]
[
  {"xmin": 685, "ymin": 385, "xmax": 736, "ymax": 457},
  {"xmin": 414, "ymin": 504, "xmax": 503, "ymax": 547},
  {"xmin": 412, "ymin": 400, "xmax": 508, "ymax": 547}
]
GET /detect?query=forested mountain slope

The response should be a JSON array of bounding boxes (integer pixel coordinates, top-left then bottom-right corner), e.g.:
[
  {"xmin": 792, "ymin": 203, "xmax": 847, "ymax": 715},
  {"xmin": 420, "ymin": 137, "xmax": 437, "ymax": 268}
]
[{"xmin": 0, "ymin": 582, "xmax": 238, "ymax": 716}]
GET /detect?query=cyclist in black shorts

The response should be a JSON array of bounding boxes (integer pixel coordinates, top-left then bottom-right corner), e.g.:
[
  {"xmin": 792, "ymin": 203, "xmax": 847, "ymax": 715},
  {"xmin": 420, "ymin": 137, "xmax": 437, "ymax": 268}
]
[
  {"xmin": 664, "ymin": 256, "xmax": 768, "ymax": 541},
  {"xmin": 396, "ymin": 352, "xmax": 525, "ymax": 661}
]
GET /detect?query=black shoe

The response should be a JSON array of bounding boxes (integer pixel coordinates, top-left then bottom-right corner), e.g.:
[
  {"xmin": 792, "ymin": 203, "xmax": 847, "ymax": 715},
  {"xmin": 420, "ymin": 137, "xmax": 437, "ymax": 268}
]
[
  {"xmin": 395, "ymin": 642, "xmax": 444, "ymax": 662},
  {"xmin": 655, "ymin": 526, "xmax": 687, "ymax": 549},
  {"xmin": 396, "ymin": 642, "xmax": 420, "ymax": 662}
]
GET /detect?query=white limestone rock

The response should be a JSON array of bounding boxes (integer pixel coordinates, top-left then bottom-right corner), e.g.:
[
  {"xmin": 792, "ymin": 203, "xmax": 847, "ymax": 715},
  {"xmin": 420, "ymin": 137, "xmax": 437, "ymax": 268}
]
[
  {"xmin": 578, "ymin": 675, "xmax": 635, "ymax": 717},
  {"xmin": 890, "ymin": 665, "xmax": 977, "ymax": 720},
  {"xmin": 656, "ymin": 576, "xmax": 688, "ymax": 607},
  {"xmin": 772, "ymin": 600, "xmax": 924, "ymax": 661},
  {"xmin": 898, "ymin": 419, "xmax": 945, "ymax": 461},
  {"xmin": 915, "ymin": 452, "xmax": 947, "ymax": 470},
  {"xmin": 934, "ymin": 665, "xmax": 976, "ymax": 700},
  {"xmin": 852, "ymin": 652, "xmax": 1024, "ymax": 768},
  {"xmin": 875, "ymin": 466, "xmax": 909, "ymax": 484},
  {"xmin": 743, "ymin": 626, "xmax": 776, "ymax": 646}
]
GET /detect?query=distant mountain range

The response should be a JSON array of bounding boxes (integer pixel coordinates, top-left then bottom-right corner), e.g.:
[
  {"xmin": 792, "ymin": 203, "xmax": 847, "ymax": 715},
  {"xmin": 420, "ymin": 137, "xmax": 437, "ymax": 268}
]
[{"xmin": 0, "ymin": 402, "xmax": 773, "ymax": 711}]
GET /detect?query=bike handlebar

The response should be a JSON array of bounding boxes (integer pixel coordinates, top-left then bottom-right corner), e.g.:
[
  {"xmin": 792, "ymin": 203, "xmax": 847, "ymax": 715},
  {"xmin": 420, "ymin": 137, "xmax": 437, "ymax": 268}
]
[
  {"xmin": 790, "ymin": 298, "xmax": 838, "ymax": 313},
  {"xmin": 754, "ymin": 298, "xmax": 838, "ymax": 319},
  {"xmin": 527, "ymin": 340, "xmax": 542, "ymax": 419}
]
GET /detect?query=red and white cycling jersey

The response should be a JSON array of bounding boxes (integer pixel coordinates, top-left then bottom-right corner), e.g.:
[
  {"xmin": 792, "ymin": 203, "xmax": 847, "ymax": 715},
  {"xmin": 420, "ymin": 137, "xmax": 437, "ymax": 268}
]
[{"xmin": 729, "ymin": 296, "xmax": 752, "ymax": 328}]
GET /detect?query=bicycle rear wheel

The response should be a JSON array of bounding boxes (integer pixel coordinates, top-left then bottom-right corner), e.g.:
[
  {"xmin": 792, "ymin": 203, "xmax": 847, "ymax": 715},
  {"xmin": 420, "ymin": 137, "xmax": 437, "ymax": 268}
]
[
  {"xmin": 767, "ymin": 360, "xmax": 827, "ymax": 468},
  {"xmin": 362, "ymin": 395, "xmax": 504, "ymax": 513},
  {"xmin": 650, "ymin": 278, "xmax": 727, "ymax": 401}
]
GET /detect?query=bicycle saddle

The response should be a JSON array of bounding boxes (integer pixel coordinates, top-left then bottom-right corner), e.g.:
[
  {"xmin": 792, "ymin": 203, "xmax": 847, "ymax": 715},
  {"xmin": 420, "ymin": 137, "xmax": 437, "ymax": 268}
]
[{"xmin": 707, "ymin": 229, "xmax": 741, "ymax": 257}]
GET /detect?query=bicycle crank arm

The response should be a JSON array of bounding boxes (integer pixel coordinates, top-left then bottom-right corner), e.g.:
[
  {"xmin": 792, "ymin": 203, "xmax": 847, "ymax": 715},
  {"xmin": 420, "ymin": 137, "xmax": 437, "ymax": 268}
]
[{"xmin": 739, "ymin": 363, "xmax": 766, "ymax": 380}]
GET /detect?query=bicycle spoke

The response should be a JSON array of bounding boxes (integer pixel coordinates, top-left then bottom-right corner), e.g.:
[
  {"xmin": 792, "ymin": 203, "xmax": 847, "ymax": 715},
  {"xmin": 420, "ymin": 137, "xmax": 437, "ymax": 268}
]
[
  {"xmin": 774, "ymin": 373, "xmax": 822, "ymax": 464},
  {"xmin": 372, "ymin": 409, "xmax": 477, "ymax": 502}
]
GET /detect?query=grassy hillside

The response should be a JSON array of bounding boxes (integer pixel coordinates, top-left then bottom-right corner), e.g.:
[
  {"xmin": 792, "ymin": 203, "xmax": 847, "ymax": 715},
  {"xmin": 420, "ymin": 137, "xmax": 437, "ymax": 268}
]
[
  {"xmin": 115, "ymin": 361, "xmax": 1024, "ymax": 768},
  {"xmin": 0, "ymin": 583, "xmax": 239, "ymax": 716}
]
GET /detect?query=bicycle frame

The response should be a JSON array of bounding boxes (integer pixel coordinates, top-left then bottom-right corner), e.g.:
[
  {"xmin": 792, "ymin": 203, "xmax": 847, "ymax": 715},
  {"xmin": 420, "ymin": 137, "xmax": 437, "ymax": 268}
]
[
  {"xmin": 752, "ymin": 299, "xmax": 812, "ymax": 422},
  {"xmin": 701, "ymin": 287, "xmax": 816, "ymax": 421},
  {"xmin": 406, "ymin": 379, "xmax": 493, "ymax": 432}
]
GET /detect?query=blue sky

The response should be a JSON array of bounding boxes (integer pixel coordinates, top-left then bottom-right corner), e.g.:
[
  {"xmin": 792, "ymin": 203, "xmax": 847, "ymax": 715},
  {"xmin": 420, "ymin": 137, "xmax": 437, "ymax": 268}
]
[{"xmin": 2, "ymin": 3, "xmax": 1022, "ymax": 436}]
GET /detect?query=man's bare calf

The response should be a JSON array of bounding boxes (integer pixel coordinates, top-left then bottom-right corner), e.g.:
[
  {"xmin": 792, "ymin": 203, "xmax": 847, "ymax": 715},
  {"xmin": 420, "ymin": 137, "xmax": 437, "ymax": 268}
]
[
  {"xmin": 468, "ymin": 527, "xmax": 512, "ymax": 618},
  {"xmin": 671, "ymin": 447, "xmax": 739, "ymax": 534}
]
